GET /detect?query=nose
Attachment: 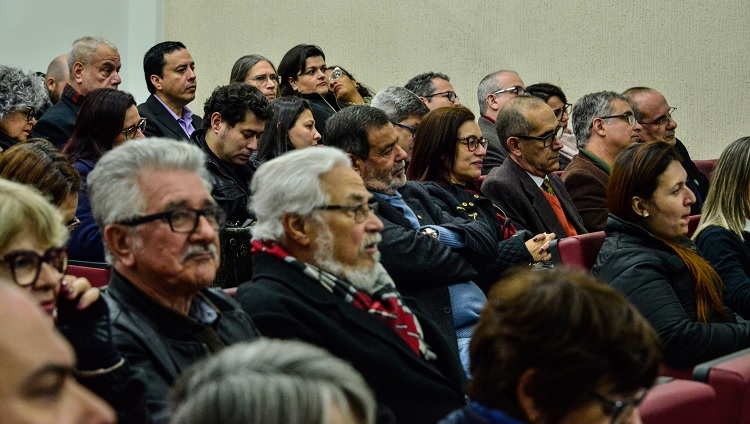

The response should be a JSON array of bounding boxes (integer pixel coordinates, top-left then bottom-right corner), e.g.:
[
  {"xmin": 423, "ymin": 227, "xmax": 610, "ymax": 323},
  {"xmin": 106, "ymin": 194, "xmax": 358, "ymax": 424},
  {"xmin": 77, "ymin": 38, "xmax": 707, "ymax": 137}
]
[
  {"xmin": 36, "ymin": 261, "xmax": 63, "ymax": 292},
  {"xmin": 667, "ymin": 116, "xmax": 678, "ymax": 130},
  {"xmin": 187, "ymin": 67, "xmax": 196, "ymax": 81},
  {"xmin": 191, "ymin": 214, "xmax": 220, "ymax": 243},
  {"xmin": 365, "ymin": 209, "xmax": 384, "ymax": 232},
  {"xmin": 135, "ymin": 127, "xmax": 146, "ymax": 139},
  {"xmin": 313, "ymin": 128, "xmax": 322, "ymax": 142},
  {"xmin": 394, "ymin": 143, "xmax": 408, "ymax": 162},
  {"xmin": 267, "ymin": 77, "xmax": 276, "ymax": 88},
  {"xmin": 633, "ymin": 121, "xmax": 643, "ymax": 132},
  {"xmin": 110, "ymin": 70, "xmax": 122, "ymax": 87},
  {"xmin": 453, "ymin": 97, "xmax": 462, "ymax": 107},
  {"xmin": 71, "ymin": 382, "xmax": 117, "ymax": 424},
  {"xmin": 685, "ymin": 185, "xmax": 696, "ymax": 206},
  {"xmin": 476, "ymin": 143, "xmax": 487, "ymax": 157}
]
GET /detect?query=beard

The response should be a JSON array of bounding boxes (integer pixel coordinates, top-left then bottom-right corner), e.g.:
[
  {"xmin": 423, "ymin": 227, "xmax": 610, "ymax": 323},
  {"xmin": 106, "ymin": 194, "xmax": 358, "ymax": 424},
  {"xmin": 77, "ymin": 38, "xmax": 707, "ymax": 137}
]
[
  {"xmin": 313, "ymin": 224, "xmax": 382, "ymax": 293},
  {"xmin": 363, "ymin": 160, "xmax": 407, "ymax": 195}
]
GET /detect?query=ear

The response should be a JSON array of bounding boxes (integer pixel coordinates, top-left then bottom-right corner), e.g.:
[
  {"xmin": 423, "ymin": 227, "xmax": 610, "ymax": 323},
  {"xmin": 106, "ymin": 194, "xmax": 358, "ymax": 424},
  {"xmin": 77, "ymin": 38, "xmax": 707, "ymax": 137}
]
[
  {"xmin": 149, "ymin": 74, "xmax": 162, "ymax": 92},
  {"xmin": 349, "ymin": 153, "xmax": 366, "ymax": 176},
  {"xmin": 631, "ymin": 196, "xmax": 649, "ymax": 217},
  {"xmin": 591, "ymin": 117, "xmax": 606, "ymax": 137},
  {"xmin": 506, "ymin": 136, "xmax": 523, "ymax": 158},
  {"xmin": 486, "ymin": 93, "xmax": 499, "ymax": 112},
  {"xmin": 46, "ymin": 76, "xmax": 56, "ymax": 93},
  {"xmin": 281, "ymin": 212, "xmax": 312, "ymax": 247},
  {"xmin": 72, "ymin": 61, "xmax": 85, "ymax": 85},
  {"xmin": 103, "ymin": 224, "xmax": 136, "ymax": 267},
  {"xmin": 288, "ymin": 77, "xmax": 298, "ymax": 92},
  {"xmin": 210, "ymin": 112, "xmax": 223, "ymax": 133},
  {"xmin": 516, "ymin": 369, "xmax": 541, "ymax": 423},
  {"xmin": 418, "ymin": 96, "xmax": 429, "ymax": 106}
]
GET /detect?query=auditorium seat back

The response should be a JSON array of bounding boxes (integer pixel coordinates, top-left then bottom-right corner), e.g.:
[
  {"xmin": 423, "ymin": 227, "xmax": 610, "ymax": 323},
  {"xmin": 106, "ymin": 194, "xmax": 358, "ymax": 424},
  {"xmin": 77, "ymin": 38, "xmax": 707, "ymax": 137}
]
[
  {"xmin": 67, "ymin": 260, "xmax": 111, "ymax": 288},
  {"xmin": 640, "ymin": 379, "xmax": 717, "ymax": 424},
  {"xmin": 693, "ymin": 159, "xmax": 717, "ymax": 180},
  {"xmin": 549, "ymin": 231, "xmax": 606, "ymax": 271},
  {"xmin": 693, "ymin": 346, "xmax": 750, "ymax": 424}
]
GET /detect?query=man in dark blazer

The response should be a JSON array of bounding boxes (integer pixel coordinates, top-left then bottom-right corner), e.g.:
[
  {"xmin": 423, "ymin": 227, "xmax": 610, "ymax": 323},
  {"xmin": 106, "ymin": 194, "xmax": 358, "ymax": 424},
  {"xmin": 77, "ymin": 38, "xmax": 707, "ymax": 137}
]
[
  {"xmin": 237, "ymin": 146, "xmax": 467, "ymax": 424},
  {"xmin": 138, "ymin": 41, "xmax": 201, "ymax": 140},
  {"xmin": 483, "ymin": 96, "xmax": 587, "ymax": 238}
]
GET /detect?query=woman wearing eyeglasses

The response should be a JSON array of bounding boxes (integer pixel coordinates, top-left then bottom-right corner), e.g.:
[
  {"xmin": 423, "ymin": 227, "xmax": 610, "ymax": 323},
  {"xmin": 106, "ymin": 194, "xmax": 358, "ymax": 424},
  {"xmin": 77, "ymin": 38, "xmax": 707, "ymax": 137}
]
[
  {"xmin": 62, "ymin": 88, "xmax": 145, "ymax": 262},
  {"xmin": 256, "ymin": 97, "xmax": 322, "ymax": 163},
  {"xmin": 0, "ymin": 65, "xmax": 47, "ymax": 152},
  {"xmin": 0, "ymin": 178, "xmax": 149, "ymax": 423},
  {"xmin": 526, "ymin": 83, "xmax": 577, "ymax": 170},
  {"xmin": 593, "ymin": 141, "xmax": 750, "ymax": 368},
  {"xmin": 325, "ymin": 66, "xmax": 373, "ymax": 106},
  {"xmin": 230, "ymin": 54, "xmax": 279, "ymax": 101}
]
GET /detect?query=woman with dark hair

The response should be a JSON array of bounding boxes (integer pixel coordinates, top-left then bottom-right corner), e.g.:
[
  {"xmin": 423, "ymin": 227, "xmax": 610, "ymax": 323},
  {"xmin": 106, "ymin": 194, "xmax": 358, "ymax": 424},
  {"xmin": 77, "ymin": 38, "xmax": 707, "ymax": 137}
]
[
  {"xmin": 277, "ymin": 44, "xmax": 342, "ymax": 137},
  {"xmin": 62, "ymin": 88, "xmax": 145, "ymax": 262},
  {"xmin": 230, "ymin": 54, "xmax": 279, "ymax": 101},
  {"xmin": 694, "ymin": 137, "xmax": 750, "ymax": 319},
  {"xmin": 256, "ymin": 97, "xmax": 321, "ymax": 163},
  {"xmin": 440, "ymin": 269, "xmax": 661, "ymax": 424},
  {"xmin": 526, "ymin": 83, "xmax": 577, "ymax": 169},
  {"xmin": 326, "ymin": 66, "xmax": 372, "ymax": 105},
  {"xmin": 593, "ymin": 141, "xmax": 750, "ymax": 368},
  {"xmin": 0, "ymin": 139, "xmax": 81, "ymax": 228}
]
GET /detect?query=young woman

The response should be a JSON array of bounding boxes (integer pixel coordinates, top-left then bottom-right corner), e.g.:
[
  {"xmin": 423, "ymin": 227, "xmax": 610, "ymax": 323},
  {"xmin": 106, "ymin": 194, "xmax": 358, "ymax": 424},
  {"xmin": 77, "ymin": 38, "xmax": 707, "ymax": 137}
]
[{"xmin": 256, "ymin": 97, "xmax": 321, "ymax": 163}]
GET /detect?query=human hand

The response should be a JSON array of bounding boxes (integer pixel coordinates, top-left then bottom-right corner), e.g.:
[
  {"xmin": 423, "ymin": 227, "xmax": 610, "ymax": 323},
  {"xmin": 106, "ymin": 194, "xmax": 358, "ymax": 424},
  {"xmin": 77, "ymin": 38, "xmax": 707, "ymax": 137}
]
[{"xmin": 525, "ymin": 232, "xmax": 557, "ymax": 262}]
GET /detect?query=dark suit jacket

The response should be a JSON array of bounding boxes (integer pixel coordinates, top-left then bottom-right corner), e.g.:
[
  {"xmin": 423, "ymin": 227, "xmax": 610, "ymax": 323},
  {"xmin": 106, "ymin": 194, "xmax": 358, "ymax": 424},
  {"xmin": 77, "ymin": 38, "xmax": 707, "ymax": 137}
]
[
  {"xmin": 31, "ymin": 94, "xmax": 80, "ymax": 148},
  {"xmin": 479, "ymin": 115, "xmax": 506, "ymax": 174},
  {"xmin": 483, "ymin": 159, "xmax": 587, "ymax": 237},
  {"xmin": 138, "ymin": 94, "xmax": 203, "ymax": 141},
  {"xmin": 237, "ymin": 253, "xmax": 467, "ymax": 424},
  {"xmin": 372, "ymin": 182, "xmax": 497, "ymax": 346},
  {"xmin": 561, "ymin": 151, "xmax": 609, "ymax": 232},
  {"xmin": 675, "ymin": 138, "xmax": 709, "ymax": 215}
]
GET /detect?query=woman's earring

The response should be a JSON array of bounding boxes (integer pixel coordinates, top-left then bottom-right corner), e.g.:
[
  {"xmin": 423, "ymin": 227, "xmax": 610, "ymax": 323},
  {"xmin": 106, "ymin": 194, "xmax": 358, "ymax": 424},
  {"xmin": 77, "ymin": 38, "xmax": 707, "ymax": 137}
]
[{"xmin": 643, "ymin": 211, "xmax": 650, "ymax": 218}]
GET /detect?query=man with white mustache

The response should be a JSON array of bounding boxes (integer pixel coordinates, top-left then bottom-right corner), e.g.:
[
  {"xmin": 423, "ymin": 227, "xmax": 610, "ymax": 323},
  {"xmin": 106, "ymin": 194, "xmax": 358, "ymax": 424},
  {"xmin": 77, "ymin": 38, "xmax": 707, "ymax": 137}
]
[
  {"xmin": 88, "ymin": 137, "xmax": 260, "ymax": 423},
  {"xmin": 237, "ymin": 147, "xmax": 467, "ymax": 424}
]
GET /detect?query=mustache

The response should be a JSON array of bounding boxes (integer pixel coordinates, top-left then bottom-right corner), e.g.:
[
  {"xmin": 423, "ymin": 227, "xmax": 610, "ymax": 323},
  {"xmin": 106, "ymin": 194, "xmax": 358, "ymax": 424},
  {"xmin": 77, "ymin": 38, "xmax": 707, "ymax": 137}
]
[
  {"xmin": 359, "ymin": 232, "xmax": 382, "ymax": 253},
  {"xmin": 392, "ymin": 161, "xmax": 405, "ymax": 175},
  {"xmin": 180, "ymin": 243, "xmax": 218, "ymax": 263}
]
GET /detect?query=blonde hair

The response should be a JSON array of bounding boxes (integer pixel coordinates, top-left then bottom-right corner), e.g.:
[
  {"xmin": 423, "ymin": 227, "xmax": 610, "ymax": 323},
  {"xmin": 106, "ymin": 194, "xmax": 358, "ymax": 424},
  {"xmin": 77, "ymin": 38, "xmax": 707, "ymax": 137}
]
[{"xmin": 0, "ymin": 179, "xmax": 67, "ymax": 253}]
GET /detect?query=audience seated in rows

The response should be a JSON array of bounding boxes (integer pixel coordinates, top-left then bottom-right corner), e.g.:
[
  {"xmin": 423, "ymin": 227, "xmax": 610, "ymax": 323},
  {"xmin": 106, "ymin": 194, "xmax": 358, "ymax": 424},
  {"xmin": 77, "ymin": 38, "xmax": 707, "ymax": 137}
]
[
  {"xmin": 370, "ymin": 86, "xmax": 428, "ymax": 167},
  {"xmin": 439, "ymin": 269, "xmax": 661, "ymax": 424},
  {"xmin": 229, "ymin": 54, "xmax": 279, "ymax": 101},
  {"xmin": 256, "ymin": 96, "xmax": 320, "ymax": 163},
  {"xmin": 138, "ymin": 41, "xmax": 201, "ymax": 141},
  {"xmin": 562, "ymin": 91, "xmax": 642, "ymax": 232},
  {"xmin": 483, "ymin": 96, "xmax": 587, "ymax": 238},
  {"xmin": 32, "ymin": 36, "xmax": 122, "ymax": 147},
  {"xmin": 88, "ymin": 138, "xmax": 260, "ymax": 423},
  {"xmin": 593, "ymin": 141, "xmax": 750, "ymax": 368},
  {"xmin": 171, "ymin": 339, "xmax": 376, "ymax": 424},
  {"xmin": 326, "ymin": 65, "xmax": 373, "ymax": 106},
  {"xmin": 63, "ymin": 88, "xmax": 145, "ymax": 262},
  {"xmin": 694, "ymin": 136, "xmax": 750, "ymax": 319},
  {"xmin": 526, "ymin": 83, "xmax": 577, "ymax": 169},
  {"xmin": 237, "ymin": 146, "xmax": 466, "ymax": 424},
  {"xmin": 0, "ymin": 65, "xmax": 46, "ymax": 151},
  {"xmin": 476, "ymin": 70, "xmax": 525, "ymax": 173},
  {"xmin": 406, "ymin": 71, "xmax": 461, "ymax": 111}
]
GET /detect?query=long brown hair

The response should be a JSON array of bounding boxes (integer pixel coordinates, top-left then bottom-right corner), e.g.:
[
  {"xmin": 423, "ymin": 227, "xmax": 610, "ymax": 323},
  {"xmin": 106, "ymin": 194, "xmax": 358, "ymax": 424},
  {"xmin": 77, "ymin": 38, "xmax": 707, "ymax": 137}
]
[{"xmin": 608, "ymin": 142, "xmax": 726, "ymax": 323}]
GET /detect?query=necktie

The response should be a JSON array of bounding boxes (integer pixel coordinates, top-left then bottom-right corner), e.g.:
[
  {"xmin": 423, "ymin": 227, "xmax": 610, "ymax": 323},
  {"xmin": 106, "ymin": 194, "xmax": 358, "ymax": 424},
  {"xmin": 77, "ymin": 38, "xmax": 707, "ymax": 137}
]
[{"xmin": 542, "ymin": 178, "xmax": 556, "ymax": 197}]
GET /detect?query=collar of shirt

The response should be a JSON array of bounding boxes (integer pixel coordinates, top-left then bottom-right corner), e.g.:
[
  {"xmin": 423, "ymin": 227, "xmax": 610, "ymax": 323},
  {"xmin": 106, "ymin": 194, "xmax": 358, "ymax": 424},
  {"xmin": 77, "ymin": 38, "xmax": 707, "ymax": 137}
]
[
  {"xmin": 526, "ymin": 172, "xmax": 546, "ymax": 188},
  {"xmin": 154, "ymin": 94, "xmax": 192, "ymax": 121},
  {"xmin": 578, "ymin": 147, "xmax": 612, "ymax": 174}
]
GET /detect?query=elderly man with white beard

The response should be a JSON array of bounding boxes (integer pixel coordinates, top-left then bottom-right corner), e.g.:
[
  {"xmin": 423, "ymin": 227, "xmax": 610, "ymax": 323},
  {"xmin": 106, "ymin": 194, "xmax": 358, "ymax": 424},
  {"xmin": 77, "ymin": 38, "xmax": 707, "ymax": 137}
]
[
  {"xmin": 88, "ymin": 138, "xmax": 260, "ymax": 423},
  {"xmin": 236, "ymin": 147, "xmax": 467, "ymax": 424}
]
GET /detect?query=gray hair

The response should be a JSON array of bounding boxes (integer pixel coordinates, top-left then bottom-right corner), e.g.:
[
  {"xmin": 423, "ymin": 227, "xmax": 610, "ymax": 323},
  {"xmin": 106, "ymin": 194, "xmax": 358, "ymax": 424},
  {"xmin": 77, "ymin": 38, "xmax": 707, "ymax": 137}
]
[
  {"xmin": 88, "ymin": 138, "xmax": 210, "ymax": 262},
  {"xmin": 0, "ymin": 66, "xmax": 47, "ymax": 120},
  {"xmin": 571, "ymin": 91, "xmax": 629, "ymax": 148},
  {"xmin": 371, "ymin": 86, "xmax": 429, "ymax": 123},
  {"xmin": 229, "ymin": 54, "xmax": 276, "ymax": 84},
  {"xmin": 622, "ymin": 86, "xmax": 656, "ymax": 121},
  {"xmin": 496, "ymin": 95, "xmax": 546, "ymax": 151},
  {"xmin": 170, "ymin": 339, "xmax": 376, "ymax": 424},
  {"xmin": 251, "ymin": 146, "xmax": 351, "ymax": 242},
  {"xmin": 68, "ymin": 36, "xmax": 118, "ymax": 78},
  {"xmin": 477, "ymin": 70, "xmax": 518, "ymax": 115},
  {"xmin": 404, "ymin": 71, "xmax": 450, "ymax": 97}
]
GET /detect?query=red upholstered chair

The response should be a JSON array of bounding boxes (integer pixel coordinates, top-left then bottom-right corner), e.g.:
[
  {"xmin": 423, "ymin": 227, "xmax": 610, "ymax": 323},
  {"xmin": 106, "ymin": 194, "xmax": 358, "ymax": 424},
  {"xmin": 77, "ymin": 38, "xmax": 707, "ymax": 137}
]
[
  {"xmin": 640, "ymin": 379, "xmax": 717, "ymax": 424},
  {"xmin": 475, "ymin": 175, "xmax": 486, "ymax": 189},
  {"xmin": 693, "ymin": 159, "xmax": 718, "ymax": 180},
  {"xmin": 687, "ymin": 214, "xmax": 701, "ymax": 237},
  {"xmin": 223, "ymin": 287, "xmax": 238, "ymax": 298},
  {"xmin": 693, "ymin": 346, "xmax": 750, "ymax": 424},
  {"xmin": 548, "ymin": 231, "xmax": 606, "ymax": 271},
  {"xmin": 67, "ymin": 260, "xmax": 111, "ymax": 288},
  {"xmin": 552, "ymin": 170, "xmax": 563, "ymax": 177}
]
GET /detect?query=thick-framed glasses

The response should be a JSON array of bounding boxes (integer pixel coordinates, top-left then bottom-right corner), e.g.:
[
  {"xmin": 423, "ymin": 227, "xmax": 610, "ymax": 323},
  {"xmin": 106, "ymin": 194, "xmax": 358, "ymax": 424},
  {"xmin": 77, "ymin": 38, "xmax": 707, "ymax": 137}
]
[
  {"xmin": 122, "ymin": 118, "xmax": 147, "ymax": 140},
  {"xmin": 513, "ymin": 125, "xmax": 564, "ymax": 148},
  {"xmin": 392, "ymin": 122, "xmax": 417, "ymax": 139},
  {"xmin": 457, "ymin": 136, "xmax": 489, "ymax": 152},
  {"xmin": 0, "ymin": 247, "xmax": 68, "ymax": 287},
  {"xmin": 329, "ymin": 67, "xmax": 343, "ymax": 81},
  {"xmin": 23, "ymin": 107, "xmax": 36, "ymax": 123},
  {"xmin": 594, "ymin": 388, "xmax": 648, "ymax": 424},
  {"xmin": 315, "ymin": 201, "xmax": 378, "ymax": 223},
  {"xmin": 65, "ymin": 216, "xmax": 81, "ymax": 232},
  {"xmin": 553, "ymin": 103, "xmax": 572, "ymax": 119},
  {"xmin": 251, "ymin": 74, "xmax": 280, "ymax": 86},
  {"xmin": 424, "ymin": 91, "xmax": 458, "ymax": 103},
  {"xmin": 597, "ymin": 113, "xmax": 637, "ymax": 126},
  {"xmin": 639, "ymin": 107, "xmax": 676, "ymax": 126},
  {"xmin": 492, "ymin": 86, "xmax": 526, "ymax": 96},
  {"xmin": 117, "ymin": 205, "xmax": 227, "ymax": 233}
]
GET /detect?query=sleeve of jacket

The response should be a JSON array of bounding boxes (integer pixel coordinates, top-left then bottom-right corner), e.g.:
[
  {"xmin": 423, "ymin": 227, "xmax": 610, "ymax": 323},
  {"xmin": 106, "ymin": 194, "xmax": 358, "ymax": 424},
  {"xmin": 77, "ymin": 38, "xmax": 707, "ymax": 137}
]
[
  {"xmin": 562, "ymin": 170, "xmax": 607, "ymax": 232},
  {"xmin": 79, "ymin": 363, "xmax": 153, "ymax": 424},
  {"xmin": 482, "ymin": 172, "xmax": 533, "ymax": 233},
  {"xmin": 30, "ymin": 118, "xmax": 69, "ymax": 148},
  {"xmin": 67, "ymin": 173, "xmax": 106, "ymax": 262},
  {"xmin": 137, "ymin": 103, "xmax": 163, "ymax": 138},
  {"xmin": 696, "ymin": 227, "xmax": 750, "ymax": 320},
  {"xmin": 598, "ymin": 251, "xmax": 750, "ymax": 368}
]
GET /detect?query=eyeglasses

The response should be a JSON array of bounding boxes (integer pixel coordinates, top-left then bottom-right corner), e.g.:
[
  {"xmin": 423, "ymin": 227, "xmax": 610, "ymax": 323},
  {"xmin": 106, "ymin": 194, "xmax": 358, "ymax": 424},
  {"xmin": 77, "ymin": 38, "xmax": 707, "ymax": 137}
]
[
  {"xmin": 513, "ymin": 125, "xmax": 564, "ymax": 148},
  {"xmin": 492, "ymin": 86, "xmax": 526, "ymax": 96},
  {"xmin": 121, "ymin": 118, "xmax": 147, "ymax": 140},
  {"xmin": 117, "ymin": 205, "xmax": 227, "ymax": 233},
  {"xmin": 639, "ymin": 107, "xmax": 676, "ymax": 127},
  {"xmin": 457, "ymin": 136, "xmax": 489, "ymax": 152},
  {"xmin": 593, "ymin": 388, "xmax": 649, "ymax": 424},
  {"xmin": 597, "ymin": 113, "xmax": 637, "ymax": 126},
  {"xmin": 315, "ymin": 201, "xmax": 378, "ymax": 223},
  {"xmin": 553, "ymin": 103, "xmax": 572, "ymax": 120},
  {"xmin": 23, "ymin": 107, "xmax": 36, "ymax": 123},
  {"xmin": 251, "ymin": 73, "xmax": 280, "ymax": 86},
  {"xmin": 65, "ymin": 216, "xmax": 81, "ymax": 232},
  {"xmin": 424, "ymin": 91, "xmax": 459, "ymax": 103},
  {"xmin": 392, "ymin": 122, "xmax": 418, "ymax": 139},
  {"xmin": 0, "ymin": 247, "xmax": 68, "ymax": 287},
  {"xmin": 329, "ymin": 67, "xmax": 343, "ymax": 81}
]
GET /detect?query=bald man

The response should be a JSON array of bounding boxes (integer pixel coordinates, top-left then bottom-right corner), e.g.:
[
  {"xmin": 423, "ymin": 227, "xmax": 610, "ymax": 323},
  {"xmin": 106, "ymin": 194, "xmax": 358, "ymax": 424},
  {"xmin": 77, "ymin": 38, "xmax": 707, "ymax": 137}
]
[{"xmin": 46, "ymin": 54, "xmax": 70, "ymax": 104}]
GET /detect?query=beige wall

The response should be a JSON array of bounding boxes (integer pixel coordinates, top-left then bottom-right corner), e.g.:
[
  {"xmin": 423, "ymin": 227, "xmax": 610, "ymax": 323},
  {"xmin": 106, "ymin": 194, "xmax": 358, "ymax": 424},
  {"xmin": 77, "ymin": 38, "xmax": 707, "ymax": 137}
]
[{"xmin": 165, "ymin": 0, "xmax": 750, "ymax": 159}]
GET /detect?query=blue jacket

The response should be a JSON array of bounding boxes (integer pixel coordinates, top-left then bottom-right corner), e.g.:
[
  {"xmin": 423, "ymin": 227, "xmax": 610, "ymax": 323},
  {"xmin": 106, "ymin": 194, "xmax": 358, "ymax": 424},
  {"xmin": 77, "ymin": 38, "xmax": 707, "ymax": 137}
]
[{"xmin": 68, "ymin": 159, "xmax": 105, "ymax": 262}]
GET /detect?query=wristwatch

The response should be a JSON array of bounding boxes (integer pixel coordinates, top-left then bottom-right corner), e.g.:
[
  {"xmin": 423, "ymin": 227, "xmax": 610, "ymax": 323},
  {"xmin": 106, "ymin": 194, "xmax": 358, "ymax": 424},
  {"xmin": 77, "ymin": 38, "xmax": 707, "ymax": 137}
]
[{"xmin": 420, "ymin": 227, "xmax": 439, "ymax": 239}]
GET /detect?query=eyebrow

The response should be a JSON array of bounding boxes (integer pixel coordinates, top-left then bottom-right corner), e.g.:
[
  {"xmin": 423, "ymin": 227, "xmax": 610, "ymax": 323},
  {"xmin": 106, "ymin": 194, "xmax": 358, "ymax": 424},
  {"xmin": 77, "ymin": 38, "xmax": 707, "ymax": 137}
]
[{"xmin": 23, "ymin": 364, "xmax": 72, "ymax": 388}]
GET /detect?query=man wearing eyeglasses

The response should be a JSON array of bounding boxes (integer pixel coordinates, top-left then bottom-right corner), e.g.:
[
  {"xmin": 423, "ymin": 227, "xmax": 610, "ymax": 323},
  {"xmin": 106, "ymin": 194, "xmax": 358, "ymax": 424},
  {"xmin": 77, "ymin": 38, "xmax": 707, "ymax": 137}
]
[
  {"xmin": 405, "ymin": 71, "xmax": 462, "ymax": 110},
  {"xmin": 561, "ymin": 91, "xmax": 642, "ymax": 232},
  {"xmin": 476, "ymin": 70, "xmax": 526, "ymax": 173},
  {"xmin": 237, "ymin": 146, "xmax": 467, "ymax": 424},
  {"xmin": 138, "ymin": 41, "xmax": 202, "ymax": 141},
  {"xmin": 484, "ymin": 96, "xmax": 587, "ymax": 238},
  {"xmin": 88, "ymin": 138, "xmax": 260, "ymax": 422},
  {"xmin": 371, "ymin": 86, "xmax": 429, "ymax": 167},
  {"xmin": 624, "ymin": 87, "xmax": 709, "ymax": 214}
]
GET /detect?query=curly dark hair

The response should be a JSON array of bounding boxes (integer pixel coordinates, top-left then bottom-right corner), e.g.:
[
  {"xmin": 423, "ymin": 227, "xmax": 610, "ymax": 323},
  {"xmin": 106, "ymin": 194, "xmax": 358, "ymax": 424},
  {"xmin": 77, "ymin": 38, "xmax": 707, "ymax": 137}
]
[{"xmin": 203, "ymin": 83, "xmax": 274, "ymax": 129}]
